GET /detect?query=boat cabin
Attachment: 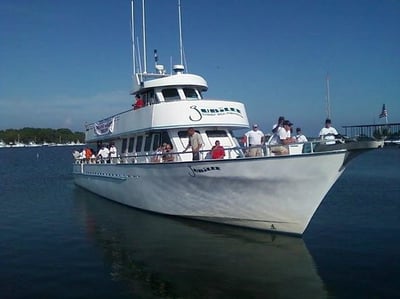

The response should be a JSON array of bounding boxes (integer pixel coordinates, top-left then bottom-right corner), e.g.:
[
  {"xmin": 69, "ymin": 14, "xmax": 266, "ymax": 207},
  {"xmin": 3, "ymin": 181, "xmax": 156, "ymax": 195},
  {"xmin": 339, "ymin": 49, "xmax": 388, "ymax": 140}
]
[{"xmin": 82, "ymin": 65, "xmax": 246, "ymax": 163}]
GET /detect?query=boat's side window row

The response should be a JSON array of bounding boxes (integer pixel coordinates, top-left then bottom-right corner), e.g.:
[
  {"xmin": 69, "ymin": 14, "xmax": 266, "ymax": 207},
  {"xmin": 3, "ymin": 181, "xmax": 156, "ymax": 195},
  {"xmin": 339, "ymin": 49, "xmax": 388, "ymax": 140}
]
[
  {"xmin": 162, "ymin": 88, "xmax": 180, "ymax": 101},
  {"xmin": 121, "ymin": 131, "xmax": 172, "ymax": 155},
  {"xmin": 160, "ymin": 88, "xmax": 201, "ymax": 102},
  {"xmin": 183, "ymin": 88, "xmax": 200, "ymax": 99}
]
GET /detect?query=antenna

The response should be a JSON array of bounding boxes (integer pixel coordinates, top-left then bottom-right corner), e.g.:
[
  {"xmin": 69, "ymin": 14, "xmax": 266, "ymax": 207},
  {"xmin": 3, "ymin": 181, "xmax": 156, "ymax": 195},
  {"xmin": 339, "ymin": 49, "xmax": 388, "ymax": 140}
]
[
  {"xmin": 136, "ymin": 36, "xmax": 143, "ymax": 74},
  {"xmin": 326, "ymin": 73, "xmax": 331, "ymax": 119},
  {"xmin": 178, "ymin": 0, "xmax": 184, "ymax": 66},
  {"xmin": 142, "ymin": 0, "xmax": 147, "ymax": 73},
  {"xmin": 154, "ymin": 49, "xmax": 158, "ymax": 67},
  {"xmin": 130, "ymin": 0, "xmax": 135, "ymax": 76}
]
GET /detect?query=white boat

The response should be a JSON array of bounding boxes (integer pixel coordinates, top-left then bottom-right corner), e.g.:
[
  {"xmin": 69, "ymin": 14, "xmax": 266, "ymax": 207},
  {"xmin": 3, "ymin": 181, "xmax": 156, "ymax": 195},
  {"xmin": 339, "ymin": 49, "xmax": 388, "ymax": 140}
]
[
  {"xmin": 73, "ymin": 0, "xmax": 350, "ymax": 236},
  {"xmin": 384, "ymin": 139, "xmax": 400, "ymax": 145},
  {"xmin": 314, "ymin": 136, "xmax": 384, "ymax": 152},
  {"xmin": 0, "ymin": 140, "xmax": 9, "ymax": 148}
]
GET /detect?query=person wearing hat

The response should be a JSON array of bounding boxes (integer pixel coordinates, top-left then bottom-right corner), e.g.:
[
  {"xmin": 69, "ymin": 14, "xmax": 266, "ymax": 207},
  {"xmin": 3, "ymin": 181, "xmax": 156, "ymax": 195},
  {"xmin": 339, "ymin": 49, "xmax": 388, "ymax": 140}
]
[
  {"xmin": 295, "ymin": 127, "xmax": 308, "ymax": 143},
  {"xmin": 272, "ymin": 116, "xmax": 285, "ymax": 133},
  {"xmin": 271, "ymin": 120, "xmax": 295, "ymax": 155},
  {"xmin": 319, "ymin": 118, "xmax": 339, "ymax": 145},
  {"xmin": 244, "ymin": 124, "xmax": 265, "ymax": 157}
]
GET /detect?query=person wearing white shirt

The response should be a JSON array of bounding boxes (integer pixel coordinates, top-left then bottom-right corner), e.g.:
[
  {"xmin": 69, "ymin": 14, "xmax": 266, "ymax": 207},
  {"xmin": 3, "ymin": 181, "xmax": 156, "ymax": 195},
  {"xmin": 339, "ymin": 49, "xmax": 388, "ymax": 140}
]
[
  {"xmin": 272, "ymin": 116, "xmax": 285, "ymax": 134},
  {"xmin": 97, "ymin": 145, "xmax": 110, "ymax": 163},
  {"xmin": 109, "ymin": 143, "xmax": 118, "ymax": 163},
  {"xmin": 244, "ymin": 124, "xmax": 265, "ymax": 157},
  {"xmin": 319, "ymin": 119, "xmax": 339, "ymax": 145},
  {"xmin": 295, "ymin": 128, "xmax": 308, "ymax": 143},
  {"xmin": 271, "ymin": 120, "xmax": 295, "ymax": 155}
]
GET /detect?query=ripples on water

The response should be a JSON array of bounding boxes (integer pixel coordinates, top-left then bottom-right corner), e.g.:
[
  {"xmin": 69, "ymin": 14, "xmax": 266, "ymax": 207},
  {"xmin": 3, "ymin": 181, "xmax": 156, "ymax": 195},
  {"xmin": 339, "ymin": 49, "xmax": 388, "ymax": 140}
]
[{"xmin": 0, "ymin": 146, "xmax": 399, "ymax": 298}]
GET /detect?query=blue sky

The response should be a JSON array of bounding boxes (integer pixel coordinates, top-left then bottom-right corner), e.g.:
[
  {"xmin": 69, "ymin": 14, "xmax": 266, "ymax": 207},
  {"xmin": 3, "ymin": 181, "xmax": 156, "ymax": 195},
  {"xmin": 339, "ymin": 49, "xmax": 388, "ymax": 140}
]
[{"xmin": 1, "ymin": 0, "xmax": 399, "ymax": 136}]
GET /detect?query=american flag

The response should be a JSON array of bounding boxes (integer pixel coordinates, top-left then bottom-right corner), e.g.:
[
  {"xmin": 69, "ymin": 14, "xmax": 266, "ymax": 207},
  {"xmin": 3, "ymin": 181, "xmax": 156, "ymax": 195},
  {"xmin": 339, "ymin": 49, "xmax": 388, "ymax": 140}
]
[{"xmin": 379, "ymin": 104, "xmax": 387, "ymax": 118}]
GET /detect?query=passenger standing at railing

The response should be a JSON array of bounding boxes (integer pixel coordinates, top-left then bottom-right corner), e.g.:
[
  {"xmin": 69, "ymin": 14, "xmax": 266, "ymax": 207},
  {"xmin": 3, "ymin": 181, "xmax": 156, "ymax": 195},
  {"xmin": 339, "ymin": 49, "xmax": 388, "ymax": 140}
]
[
  {"xmin": 244, "ymin": 124, "xmax": 265, "ymax": 157},
  {"xmin": 319, "ymin": 118, "xmax": 339, "ymax": 145},
  {"xmin": 109, "ymin": 142, "xmax": 118, "ymax": 163},
  {"xmin": 272, "ymin": 116, "xmax": 285, "ymax": 134},
  {"xmin": 184, "ymin": 127, "xmax": 203, "ymax": 161},
  {"xmin": 271, "ymin": 120, "xmax": 296, "ymax": 155},
  {"xmin": 152, "ymin": 144, "xmax": 164, "ymax": 162},
  {"xmin": 162, "ymin": 144, "xmax": 175, "ymax": 162},
  {"xmin": 133, "ymin": 94, "xmax": 144, "ymax": 110},
  {"xmin": 295, "ymin": 128, "xmax": 308, "ymax": 143},
  {"xmin": 84, "ymin": 147, "xmax": 93, "ymax": 163},
  {"xmin": 211, "ymin": 140, "xmax": 225, "ymax": 159},
  {"xmin": 97, "ymin": 144, "xmax": 110, "ymax": 163}
]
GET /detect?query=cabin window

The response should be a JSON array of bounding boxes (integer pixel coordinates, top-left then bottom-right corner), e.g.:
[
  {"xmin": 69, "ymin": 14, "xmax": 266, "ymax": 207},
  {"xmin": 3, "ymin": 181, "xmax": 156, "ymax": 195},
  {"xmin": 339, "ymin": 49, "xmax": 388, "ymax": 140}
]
[
  {"xmin": 146, "ymin": 89, "xmax": 159, "ymax": 105},
  {"xmin": 144, "ymin": 134, "xmax": 152, "ymax": 152},
  {"xmin": 162, "ymin": 88, "xmax": 180, "ymax": 101},
  {"xmin": 183, "ymin": 88, "xmax": 198, "ymax": 99},
  {"xmin": 160, "ymin": 131, "xmax": 172, "ymax": 148},
  {"xmin": 152, "ymin": 133, "xmax": 161, "ymax": 150},
  {"xmin": 136, "ymin": 136, "xmax": 143, "ymax": 152},
  {"xmin": 121, "ymin": 138, "xmax": 128, "ymax": 153},
  {"xmin": 206, "ymin": 130, "xmax": 232, "ymax": 147},
  {"xmin": 205, "ymin": 130, "xmax": 228, "ymax": 138},
  {"xmin": 128, "ymin": 137, "xmax": 135, "ymax": 152}
]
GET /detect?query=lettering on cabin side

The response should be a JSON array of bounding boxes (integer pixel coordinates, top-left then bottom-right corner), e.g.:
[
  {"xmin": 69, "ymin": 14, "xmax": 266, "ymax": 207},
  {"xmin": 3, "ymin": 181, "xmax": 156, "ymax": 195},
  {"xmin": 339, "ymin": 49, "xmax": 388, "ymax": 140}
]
[
  {"xmin": 188, "ymin": 166, "xmax": 221, "ymax": 177},
  {"xmin": 189, "ymin": 105, "xmax": 243, "ymax": 122}
]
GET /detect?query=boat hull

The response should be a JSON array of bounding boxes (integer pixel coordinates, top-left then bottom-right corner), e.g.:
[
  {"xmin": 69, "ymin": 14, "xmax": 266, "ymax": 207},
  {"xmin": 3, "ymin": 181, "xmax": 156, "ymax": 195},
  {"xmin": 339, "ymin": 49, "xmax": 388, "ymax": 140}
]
[
  {"xmin": 315, "ymin": 139, "xmax": 384, "ymax": 152},
  {"xmin": 73, "ymin": 150, "xmax": 346, "ymax": 236}
]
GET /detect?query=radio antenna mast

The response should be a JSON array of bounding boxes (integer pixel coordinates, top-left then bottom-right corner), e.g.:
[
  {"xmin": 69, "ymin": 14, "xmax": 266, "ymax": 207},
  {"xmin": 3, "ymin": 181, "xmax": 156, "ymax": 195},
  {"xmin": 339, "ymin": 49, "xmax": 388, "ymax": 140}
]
[
  {"xmin": 326, "ymin": 73, "xmax": 332, "ymax": 119},
  {"xmin": 142, "ymin": 0, "xmax": 147, "ymax": 73},
  {"xmin": 130, "ymin": 0, "xmax": 135, "ymax": 76},
  {"xmin": 178, "ymin": 0, "xmax": 184, "ymax": 67}
]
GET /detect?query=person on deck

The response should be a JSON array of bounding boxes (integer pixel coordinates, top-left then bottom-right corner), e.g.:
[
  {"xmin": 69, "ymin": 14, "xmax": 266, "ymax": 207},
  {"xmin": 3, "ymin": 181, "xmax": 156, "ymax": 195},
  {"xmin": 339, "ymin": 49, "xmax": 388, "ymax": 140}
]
[
  {"xmin": 244, "ymin": 124, "xmax": 265, "ymax": 157},
  {"xmin": 109, "ymin": 143, "xmax": 118, "ymax": 163},
  {"xmin": 133, "ymin": 94, "xmax": 144, "ymax": 110},
  {"xmin": 271, "ymin": 120, "xmax": 296, "ymax": 155},
  {"xmin": 162, "ymin": 144, "xmax": 175, "ymax": 162},
  {"xmin": 211, "ymin": 140, "xmax": 225, "ymax": 159},
  {"xmin": 97, "ymin": 144, "xmax": 110, "ymax": 163},
  {"xmin": 295, "ymin": 128, "xmax": 308, "ymax": 143},
  {"xmin": 319, "ymin": 118, "xmax": 339, "ymax": 145},
  {"xmin": 183, "ymin": 128, "xmax": 204, "ymax": 161}
]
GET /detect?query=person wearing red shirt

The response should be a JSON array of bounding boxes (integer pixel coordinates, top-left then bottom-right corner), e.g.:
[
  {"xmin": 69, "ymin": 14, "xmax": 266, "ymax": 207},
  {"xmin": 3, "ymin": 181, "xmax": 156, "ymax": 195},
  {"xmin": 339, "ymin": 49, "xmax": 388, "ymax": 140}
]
[
  {"xmin": 133, "ymin": 95, "xmax": 144, "ymax": 110},
  {"xmin": 211, "ymin": 140, "xmax": 225, "ymax": 159}
]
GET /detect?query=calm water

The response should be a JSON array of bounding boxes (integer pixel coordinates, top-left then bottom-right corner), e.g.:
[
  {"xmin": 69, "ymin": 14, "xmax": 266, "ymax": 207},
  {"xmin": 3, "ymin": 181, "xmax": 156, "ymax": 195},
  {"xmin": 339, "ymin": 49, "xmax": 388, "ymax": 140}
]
[{"xmin": 0, "ymin": 146, "xmax": 399, "ymax": 299}]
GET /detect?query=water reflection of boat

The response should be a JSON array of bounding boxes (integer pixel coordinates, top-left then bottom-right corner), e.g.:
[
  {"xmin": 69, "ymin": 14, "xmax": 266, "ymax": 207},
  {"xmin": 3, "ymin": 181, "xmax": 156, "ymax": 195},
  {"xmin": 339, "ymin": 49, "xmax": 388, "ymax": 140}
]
[{"xmin": 75, "ymin": 189, "xmax": 328, "ymax": 299}]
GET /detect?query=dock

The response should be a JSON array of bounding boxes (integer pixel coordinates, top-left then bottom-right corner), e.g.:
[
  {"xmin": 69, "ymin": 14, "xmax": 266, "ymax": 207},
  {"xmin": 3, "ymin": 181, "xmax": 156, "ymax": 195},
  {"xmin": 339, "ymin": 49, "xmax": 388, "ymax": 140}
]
[{"xmin": 342, "ymin": 122, "xmax": 400, "ymax": 138}]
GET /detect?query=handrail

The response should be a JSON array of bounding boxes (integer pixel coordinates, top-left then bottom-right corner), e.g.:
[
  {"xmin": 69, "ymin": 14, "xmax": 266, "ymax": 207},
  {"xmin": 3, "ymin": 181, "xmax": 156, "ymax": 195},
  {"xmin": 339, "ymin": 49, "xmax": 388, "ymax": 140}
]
[{"xmin": 73, "ymin": 140, "xmax": 346, "ymax": 165}]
